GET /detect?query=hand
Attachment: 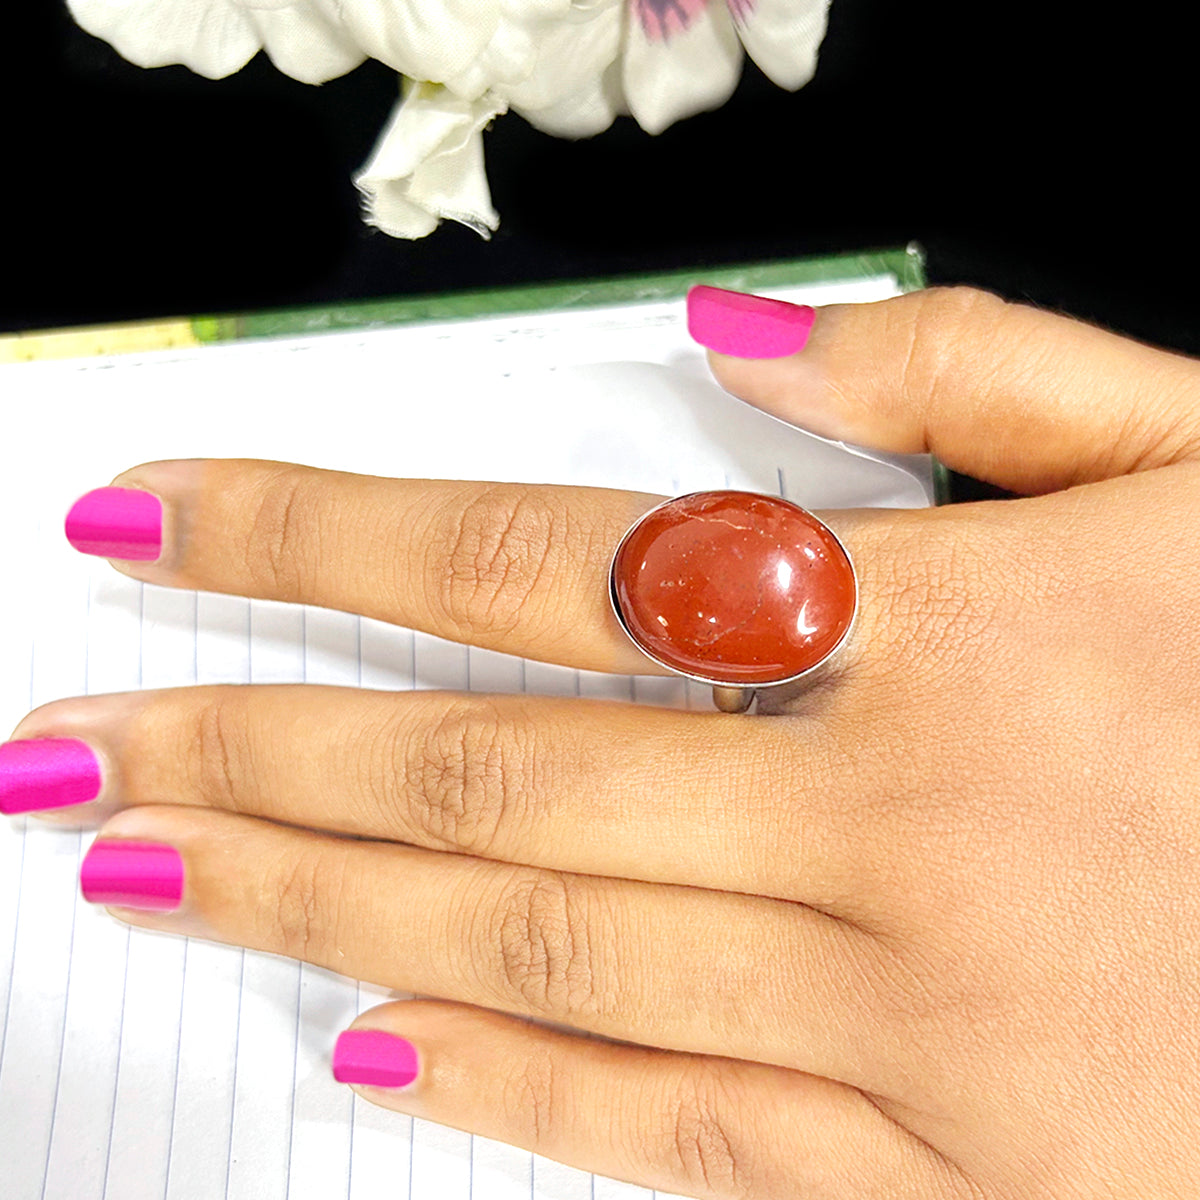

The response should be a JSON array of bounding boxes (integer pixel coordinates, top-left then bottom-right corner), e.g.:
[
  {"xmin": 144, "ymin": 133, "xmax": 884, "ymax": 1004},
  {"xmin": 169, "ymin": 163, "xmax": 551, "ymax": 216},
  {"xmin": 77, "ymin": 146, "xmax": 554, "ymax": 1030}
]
[{"xmin": 6, "ymin": 286, "xmax": 1200, "ymax": 1199}]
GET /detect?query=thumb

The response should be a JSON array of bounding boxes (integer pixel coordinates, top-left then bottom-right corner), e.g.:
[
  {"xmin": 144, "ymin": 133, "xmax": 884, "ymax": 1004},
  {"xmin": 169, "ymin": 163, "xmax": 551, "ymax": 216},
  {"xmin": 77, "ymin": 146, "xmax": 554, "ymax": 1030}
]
[{"xmin": 688, "ymin": 284, "xmax": 1200, "ymax": 495}]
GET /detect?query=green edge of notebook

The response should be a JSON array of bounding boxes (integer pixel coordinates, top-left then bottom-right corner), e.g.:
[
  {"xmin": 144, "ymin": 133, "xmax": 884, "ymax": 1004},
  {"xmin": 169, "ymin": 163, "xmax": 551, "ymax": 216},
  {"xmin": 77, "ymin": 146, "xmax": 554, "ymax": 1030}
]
[
  {"xmin": 198, "ymin": 243, "xmax": 928, "ymax": 340},
  {"xmin": 2, "ymin": 242, "xmax": 947, "ymax": 501}
]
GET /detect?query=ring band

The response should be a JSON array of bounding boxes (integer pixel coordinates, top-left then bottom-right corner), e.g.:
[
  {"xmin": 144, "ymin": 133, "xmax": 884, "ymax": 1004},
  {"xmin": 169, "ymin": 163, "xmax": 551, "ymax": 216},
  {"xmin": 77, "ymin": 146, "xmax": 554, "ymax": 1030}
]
[{"xmin": 609, "ymin": 491, "xmax": 857, "ymax": 713}]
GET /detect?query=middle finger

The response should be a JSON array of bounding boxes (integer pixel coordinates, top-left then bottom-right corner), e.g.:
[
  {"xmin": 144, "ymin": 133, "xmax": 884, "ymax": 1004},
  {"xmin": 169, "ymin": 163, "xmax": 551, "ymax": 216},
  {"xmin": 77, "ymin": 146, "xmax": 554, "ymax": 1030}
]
[{"xmin": 77, "ymin": 459, "xmax": 666, "ymax": 675}]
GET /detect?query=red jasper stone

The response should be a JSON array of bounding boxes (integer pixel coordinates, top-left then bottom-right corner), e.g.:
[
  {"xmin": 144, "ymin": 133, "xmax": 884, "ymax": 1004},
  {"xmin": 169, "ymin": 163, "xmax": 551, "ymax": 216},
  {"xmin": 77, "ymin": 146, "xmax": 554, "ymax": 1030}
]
[{"xmin": 612, "ymin": 491, "xmax": 856, "ymax": 686}]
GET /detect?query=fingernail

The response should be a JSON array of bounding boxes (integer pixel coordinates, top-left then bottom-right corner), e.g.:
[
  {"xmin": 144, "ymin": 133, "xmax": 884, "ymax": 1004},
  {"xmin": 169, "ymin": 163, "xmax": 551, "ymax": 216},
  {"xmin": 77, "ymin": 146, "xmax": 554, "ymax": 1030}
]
[
  {"xmin": 65, "ymin": 487, "xmax": 162, "ymax": 561},
  {"xmin": 687, "ymin": 285, "xmax": 815, "ymax": 359},
  {"xmin": 0, "ymin": 738, "xmax": 102, "ymax": 815},
  {"xmin": 333, "ymin": 1030, "xmax": 420, "ymax": 1089},
  {"xmin": 80, "ymin": 839, "xmax": 184, "ymax": 912}
]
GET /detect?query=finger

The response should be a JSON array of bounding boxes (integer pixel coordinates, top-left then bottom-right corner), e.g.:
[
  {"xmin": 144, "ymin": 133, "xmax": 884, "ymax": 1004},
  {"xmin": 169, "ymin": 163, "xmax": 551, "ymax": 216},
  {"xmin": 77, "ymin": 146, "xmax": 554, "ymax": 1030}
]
[
  {"xmin": 330, "ymin": 1001, "xmax": 970, "ymax": 1200},
  {"xmin": 82, "ymin": 805, "xmax": 888, "ymax": 1087},
  {"xmin": 11, "ymin": 687, "xmax": 862, "ymax": 907},
  {"xmin": 67, "ymin": 459, "xmax": 665, "ymax": 674},
  {"xmin": 689, "ymin": 284, "xmax": 1200, "ymax": 493}
]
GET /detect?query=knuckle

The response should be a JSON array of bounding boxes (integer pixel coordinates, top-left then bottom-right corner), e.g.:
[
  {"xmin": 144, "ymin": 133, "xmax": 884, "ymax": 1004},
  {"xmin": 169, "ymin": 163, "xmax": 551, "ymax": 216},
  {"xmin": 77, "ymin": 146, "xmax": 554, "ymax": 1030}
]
[
  {"xmin": 271, "ymin": 846, "xmax": 346, "ymax": 962},
  {"xmin": 192, "ymin": 691, "xmax": 255, "ymax": 811},
  {"xmin": 660, "ymin": 1068, "xmax": 747, "ymax": 1198},
  {"xmin": 862, "ymin": 514, "xmax": 1001, "ymax": 676},
  {"xmin": 898, "ymin": 286, "xmax": 1014, "ymax": 410},
  {"xmin": 243, "ymin": 468, "xmax": 315, "ymax": 597},
  {"xmin": 433, "ymin": 487, "xmax": 562, "ymax": 639},
  {"xmin": 500, "ymin": 1043, "xmax": 561, "ymax": 1145},
  {"xmin": 491, "ymin": 870, "xmax": 600, "ymax": 1017},
  {"xmin": 400, "ymin": 699, "xmax": 535, "ymax": 856}
]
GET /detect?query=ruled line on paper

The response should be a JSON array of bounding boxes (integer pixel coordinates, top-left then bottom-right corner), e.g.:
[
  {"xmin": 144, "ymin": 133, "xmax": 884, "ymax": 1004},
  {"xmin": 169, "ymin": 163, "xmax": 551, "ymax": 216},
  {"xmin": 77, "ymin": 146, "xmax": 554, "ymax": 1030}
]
[
  {"xmin": 39, "ymin": 579, "xmax": 97, "ymax": 1196},
  {"xmin": 163, "ymin": 939, "xmax": 188, "ymax": 1200},
  {"xmin": 0, "ymin": 821, "xmax": 29, "ymax": 1085},
  {"xmin": 99, "ymin": 581, "xmax": 145, "ymax": 1200},
  {"xmin": 163, "ymin": 590, "xmax": 201, "ymax": 1200},
  {"xmin": 38, "ymin": 826, "xmax": 82, "ymax": 1200},
  {"xmin": 0, "ymin": 572, "xmax": 37, "ymax": 1071},
  {"xmin": 100, "ymin": 925, "xmax": 133, "ymax": 1200}
]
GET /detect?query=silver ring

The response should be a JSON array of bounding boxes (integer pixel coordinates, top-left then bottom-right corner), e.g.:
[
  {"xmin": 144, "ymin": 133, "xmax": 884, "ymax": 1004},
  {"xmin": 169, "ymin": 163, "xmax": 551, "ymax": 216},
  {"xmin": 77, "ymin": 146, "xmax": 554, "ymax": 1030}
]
[{"xmin": 609, "ymin": 491, "xmax": 858, "ymax": 713}]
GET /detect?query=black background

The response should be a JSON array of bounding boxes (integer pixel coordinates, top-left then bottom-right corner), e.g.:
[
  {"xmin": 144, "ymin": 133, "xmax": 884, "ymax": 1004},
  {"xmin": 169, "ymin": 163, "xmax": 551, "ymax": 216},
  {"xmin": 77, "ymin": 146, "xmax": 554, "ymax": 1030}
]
[{"xmin": 4, "ymin": 2, "xmax": 1197, "ymax": 362}]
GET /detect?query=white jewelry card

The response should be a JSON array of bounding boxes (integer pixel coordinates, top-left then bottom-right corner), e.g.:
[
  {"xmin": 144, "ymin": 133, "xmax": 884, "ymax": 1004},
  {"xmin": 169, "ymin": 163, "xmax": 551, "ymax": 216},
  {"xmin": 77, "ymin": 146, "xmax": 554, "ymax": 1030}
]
[{"xmin": 0, "ymin": 272, "xmax": 931, "ymax": 1200}]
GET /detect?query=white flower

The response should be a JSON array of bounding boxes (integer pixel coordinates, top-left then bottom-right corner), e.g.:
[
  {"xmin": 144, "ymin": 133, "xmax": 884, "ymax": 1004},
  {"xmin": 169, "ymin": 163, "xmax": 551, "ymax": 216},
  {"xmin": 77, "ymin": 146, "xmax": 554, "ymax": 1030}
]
[
  {"xmin": 66, "ymin": 0, "xmax": 830, "ymax": 238},
  {"xmin": 355, "ymin": 80, "xmax": 506, "ymax": 240},
  {"xmin": 64, "ymin": 0, "xmax": 367, "ymax": 85},
  {"xmin": 622, "ymin": 0, "xmax": 831, "ymax": 135}
]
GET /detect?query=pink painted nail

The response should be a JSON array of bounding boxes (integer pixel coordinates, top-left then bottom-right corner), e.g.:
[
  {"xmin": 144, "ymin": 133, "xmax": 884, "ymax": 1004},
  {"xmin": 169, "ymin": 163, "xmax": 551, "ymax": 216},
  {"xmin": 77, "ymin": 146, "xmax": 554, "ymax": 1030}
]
[
  {"xmin": 687, "ymin": 285, "xmax": 815, "ymax": 359},
  {"xmin": 0, "ymin": 738, "xmax": 102, "ymax": 816},
  {"xmin": 65, "ymin": 487, "xmax": 162, "ymax": 561},
  {"xmin": 333, "ymin": 1030, "xmax": 420, "ymax": 1089},
  {"xmin": 80, "ymin": 839, "xmax": 184, "ymax": 912}
]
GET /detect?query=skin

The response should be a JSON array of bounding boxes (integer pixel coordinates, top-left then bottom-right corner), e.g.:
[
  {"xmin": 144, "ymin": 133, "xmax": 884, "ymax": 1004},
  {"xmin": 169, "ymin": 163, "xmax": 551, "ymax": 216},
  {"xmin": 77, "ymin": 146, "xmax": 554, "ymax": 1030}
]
[{"xmin": 10, "ymin": 285, "xmax": 1200, "ymax": 1198}]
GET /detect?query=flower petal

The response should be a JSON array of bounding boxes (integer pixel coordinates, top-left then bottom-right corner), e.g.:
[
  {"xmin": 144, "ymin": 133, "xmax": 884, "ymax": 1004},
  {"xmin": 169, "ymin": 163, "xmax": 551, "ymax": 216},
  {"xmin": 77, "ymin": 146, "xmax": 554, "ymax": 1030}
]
[
  {"xmin": 335, "ymin": 1, "xmax": 502, "ymax": 85},
  {"xmin": 438, "ymin": 0, "xmax": 621, "ymax": 111},
  {"xmin": 513, "ymin": 62, "xmax": 626, "ymax": 138},
  {"xmin": 503, "ymin": 1, "xmax": 625, "ymax": 136},
  {"xmin": 622, "ymin": 0, "xmax": 742, "ymax": 135},
  {"xmin": 66, "ymin": 0, "xmax": 364, "ymax": 83},
  {"xmin": 732, "ymin": 0, "xmax": 830, "ymax": 90},
  {"xmin": 353, "ymin": 81, "xmax": 505, "ymax": 240},
  {"xmin": 631, "ymin": 0, "xmax": 710, "ymax": 42},
  {"xmin": 66, "ymin": 0, "xmax": 262, "ymax": 78},
  {"xmin": 248, "ymin": 4, "xmax": 367, "ymax": 84}
]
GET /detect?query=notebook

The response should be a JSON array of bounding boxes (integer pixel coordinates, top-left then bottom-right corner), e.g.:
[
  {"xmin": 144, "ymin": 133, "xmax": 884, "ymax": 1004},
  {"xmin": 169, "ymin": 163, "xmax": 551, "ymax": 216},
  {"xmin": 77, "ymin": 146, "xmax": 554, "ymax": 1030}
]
[{"xmin": 0, "ymin": 248, "xmax": 935, "ymax": 1200}]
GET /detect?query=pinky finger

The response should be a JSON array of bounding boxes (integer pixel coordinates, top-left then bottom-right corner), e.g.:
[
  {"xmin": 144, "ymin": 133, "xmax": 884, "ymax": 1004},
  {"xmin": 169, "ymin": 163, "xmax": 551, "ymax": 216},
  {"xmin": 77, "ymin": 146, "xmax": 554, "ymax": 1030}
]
[{"xmin": 333, "ymin": 1001, "xmax": 970, "ymax": 1200}]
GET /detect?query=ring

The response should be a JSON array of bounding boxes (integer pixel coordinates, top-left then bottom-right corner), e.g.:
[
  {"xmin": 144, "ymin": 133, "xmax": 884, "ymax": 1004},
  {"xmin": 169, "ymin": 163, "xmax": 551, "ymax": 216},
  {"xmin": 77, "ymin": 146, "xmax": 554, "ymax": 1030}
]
[{"xmin": 609, "ymin": 491, "xmax": 858, "ymax": 713}]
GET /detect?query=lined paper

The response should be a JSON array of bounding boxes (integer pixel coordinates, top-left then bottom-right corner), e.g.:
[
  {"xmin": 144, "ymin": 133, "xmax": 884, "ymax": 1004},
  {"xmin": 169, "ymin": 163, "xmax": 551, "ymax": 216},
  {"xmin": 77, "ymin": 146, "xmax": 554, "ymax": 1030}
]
[{"xmin": 0, "ymin": 276, "xmax": 933, "ymax": 1199}]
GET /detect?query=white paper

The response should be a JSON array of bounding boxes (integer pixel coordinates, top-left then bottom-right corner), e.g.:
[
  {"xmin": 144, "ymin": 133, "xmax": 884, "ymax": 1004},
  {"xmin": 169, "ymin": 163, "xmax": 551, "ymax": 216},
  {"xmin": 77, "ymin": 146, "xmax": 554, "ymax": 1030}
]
[{"xmin": 0, "ymin": 273, "xmax": 931, "ymax": 1199}]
